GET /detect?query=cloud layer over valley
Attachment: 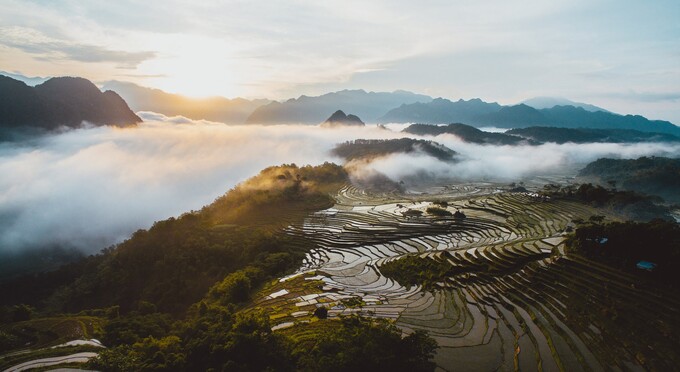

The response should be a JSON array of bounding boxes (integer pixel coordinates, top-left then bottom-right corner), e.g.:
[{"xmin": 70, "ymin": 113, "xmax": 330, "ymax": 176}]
[{"xmin": 1, "ymin": 116, "xmax": 679, "ymax": 254}]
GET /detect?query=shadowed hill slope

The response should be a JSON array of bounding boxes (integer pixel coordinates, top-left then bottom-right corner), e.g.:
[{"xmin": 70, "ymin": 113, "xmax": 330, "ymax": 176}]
[
  {"xmin": 403, "ymin": 123, "xmax": 534, "ymax": 145},
  {"xmin": 320, "ymin": 110, "xmax": 365, "ymax": 127},
  {"xmin": 578, "ymin": 156, "xmax": 680, "ymax": 203},
  {"xmin": 507, "ymin": 126, "xmax": 680, "ymax": 144},
  {"xmin": 0, "ymin": 75, "xmax": 141, "ymax": 132}
]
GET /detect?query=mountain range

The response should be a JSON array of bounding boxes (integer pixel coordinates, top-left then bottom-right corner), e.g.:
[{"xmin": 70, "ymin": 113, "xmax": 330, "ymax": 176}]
[
  {"xmin": 0, "ymin": 70, "xmax": 49, "ymax": 86},
  {"xmin": 245, "ymin": 89, "xmax": 433, "ymax": 124},
  {"xmin": 379, "ymin": 99, "xmax": 680, "ymax": 136},
  {"xmin": 3, "ymin": 72, "xmax": 679, "ymax": 137},
  {"xmin": 0, "ymin": 75, "xmax": 140, "ymax": 135},
  {"xmin": 379, "ymin": 98, "xmax": 501, "ymax": 124},
  {"xmin": 102, "ymin": 81, "xmax": 270, "ymax": 124},
  {"xmin": 404, "ymin": 123, "xmax": 679, "ymax": 145},
  {"xmin": 506, "ymin": 126, "xmax": 680, "ymax": 144}
]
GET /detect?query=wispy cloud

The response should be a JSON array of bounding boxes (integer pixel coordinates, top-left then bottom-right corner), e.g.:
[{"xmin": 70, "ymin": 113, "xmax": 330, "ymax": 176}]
[{"xmin": 0, "ymin": 26, "xmax": 155, "ymax": 69}]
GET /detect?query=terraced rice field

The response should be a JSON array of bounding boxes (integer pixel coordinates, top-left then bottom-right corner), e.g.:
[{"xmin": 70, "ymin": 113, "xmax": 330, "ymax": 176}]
[
  {"xmin": 255, "ymin": 183, "xmax": 680, "ymax": 371},
  {"xmin": 0, "ymin": 317, "xmax": 105, "ymax": 371}
]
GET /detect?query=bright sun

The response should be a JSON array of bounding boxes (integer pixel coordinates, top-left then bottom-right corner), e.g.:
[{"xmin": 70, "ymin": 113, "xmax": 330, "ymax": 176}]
[{"xmin": 136, "ymin": 35, "xmax": 241, "ymax": 98}]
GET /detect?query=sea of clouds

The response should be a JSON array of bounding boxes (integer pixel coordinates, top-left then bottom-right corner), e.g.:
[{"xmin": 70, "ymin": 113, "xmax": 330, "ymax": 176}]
[{"xmin": 1, "ymin": 113, "xmax": 678, "ymax": 254}]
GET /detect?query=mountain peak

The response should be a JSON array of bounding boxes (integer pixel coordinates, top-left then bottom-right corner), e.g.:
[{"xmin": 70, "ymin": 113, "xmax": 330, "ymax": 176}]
[
  {"xmin": 508, "ymin": 103, "xmax": 534, "ymax": 110},
  {"xmin": 321, "ymin": 110, "xmax": 365, "ymax": 127},
  {"xmin": 327, "ymin": 110, "xmax": 348, "ymax": 121},
  {"xmin": 35, "ymin": 77, "xmax": 103, "ymax": 101},
  {"xmin": 522, "ymin": 96, "xmax": 609, "ymax": 113},
  {"xmin": 0, "ymin": 74, "xmax": 141, "ymax": 133}
]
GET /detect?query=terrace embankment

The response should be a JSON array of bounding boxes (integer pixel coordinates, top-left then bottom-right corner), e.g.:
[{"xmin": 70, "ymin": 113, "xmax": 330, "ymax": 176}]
[{"xmin": 252, "ymin": 182, "xmax": 680, "ymax": 371}]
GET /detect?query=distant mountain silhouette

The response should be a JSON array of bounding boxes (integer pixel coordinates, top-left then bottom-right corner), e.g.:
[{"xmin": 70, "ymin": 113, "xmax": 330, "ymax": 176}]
[
  {"xmin": 103, "ymin": 81, "xmax": 270, "ymax": 124},
  {"xmin": 507, "ymin": 126, "xmax": 680, "ymax": 144},
  {"xmin": 403, "ymin": 123, "xmax": 534, "ymax": 145},
  {"xmin": 246, "ymin": 89, "xmax": 432, "ymax": 124},
  {"xmin": 7, "ymin": 73, "xmax": 676, "ymax": 135},
  {"xmin": 0, "ymin": 70, "xmax": 49, "ymax": 86},
  {"xmin": 321, "ymin": 110, "xmax": 365, "ymax": 127},
  {"xmin": 474, "ymin": 104, "xmax": 547, "ymax": 127},
  {"xmin": 0, "ymin": 75, "xmax": 141, "ymax": 135},
  {"xmin": 522, "ymin": 96, "xmax": 608, "ymax": 112},
  {"xmin": 380, "ymin": 98, "xmax": 680, "ymax": 135},
  {"xmin": 403, "ymin": 123, "xmax": 677, "ymax": 145},
  {"xmin": 378, "ymin": 98, "xmax": 501, "ymax": 124},
  {"xmin": 536, "ymin": 105, "xmax": 680, "ymax": 135}
]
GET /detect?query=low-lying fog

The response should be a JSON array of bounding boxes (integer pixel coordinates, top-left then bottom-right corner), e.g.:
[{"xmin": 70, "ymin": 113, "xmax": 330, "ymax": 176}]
[{"xmin": 2, "ymin": 113, "xmax": 679, "ymax": 254}]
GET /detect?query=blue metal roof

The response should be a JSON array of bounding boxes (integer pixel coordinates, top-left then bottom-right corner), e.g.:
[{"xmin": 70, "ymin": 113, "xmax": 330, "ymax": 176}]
[{"xmin": 636, "ymin": 261, "xmax": 657, "ymax": 270}]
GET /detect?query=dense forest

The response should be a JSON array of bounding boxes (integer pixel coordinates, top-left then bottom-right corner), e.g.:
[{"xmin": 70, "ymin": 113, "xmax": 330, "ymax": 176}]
[
  {"xmin": 332, "ymin": 138, "xmax": 457, "ymax": 162},
  {"xmin": 507, "ymin": 126, "xmax": 679, "ymax": 144},
  {"xmin": 540, "ymin": 183, "xmax": 672, "ymax": 221},
  {"xmin": 566, "ymin": 219, "xmax": 680, "ymax": 288},
  {"xmin": 403, "ymin": 123, "xmax": 533, "ymax": 145},
  {"xmin": 402, "ymin": 124, "xmax": 680, "ymax": 146},
  {"xmin": 577, "ymin": 157, "xmax": 680, "ymax": 203},
  {"xmin": 380, "ymin": 254, "xmax": 462, "ymax": 290}
]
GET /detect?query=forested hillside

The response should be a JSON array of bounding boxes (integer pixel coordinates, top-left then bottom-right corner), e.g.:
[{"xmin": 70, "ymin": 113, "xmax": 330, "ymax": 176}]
[
  {"xmin": 0, "ymin": 163, "xmax": 438, "ymax": 370},
  {"xmin": 578, "ymin": 157, "xmax": 680, "ymax": 203}
]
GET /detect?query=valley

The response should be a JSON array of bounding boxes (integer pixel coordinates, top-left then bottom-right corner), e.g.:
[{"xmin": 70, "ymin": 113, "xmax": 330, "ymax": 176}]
[{"xmin": 249, "ymin": 181, "xmax": 679, "ymax": 371}]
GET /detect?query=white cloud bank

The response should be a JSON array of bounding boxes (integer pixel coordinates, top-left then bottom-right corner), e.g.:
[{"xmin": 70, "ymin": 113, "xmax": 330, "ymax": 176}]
[
  {"xmin": 367, "ymin": 134, "xmax": 680, "ymax": 182},
  {"xmin": 1, "ymin": 115, "xmax": 678, "ymax": 254}
]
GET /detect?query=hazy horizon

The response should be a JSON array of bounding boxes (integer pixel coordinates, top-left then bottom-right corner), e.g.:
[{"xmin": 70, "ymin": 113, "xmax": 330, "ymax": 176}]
[
  {"xmin": 1, "ymin": 0, "xmax": 678, "ymax": 123},
  {"xmin": 4, "ymin": 72, "xmax": 680, "ymax": 127}
]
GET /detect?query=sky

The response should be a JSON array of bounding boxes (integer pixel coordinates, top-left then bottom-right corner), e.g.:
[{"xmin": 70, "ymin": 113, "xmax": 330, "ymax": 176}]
[{"xmin": 1, "ymin": 0, "xmax": 679, "ymax": 122}]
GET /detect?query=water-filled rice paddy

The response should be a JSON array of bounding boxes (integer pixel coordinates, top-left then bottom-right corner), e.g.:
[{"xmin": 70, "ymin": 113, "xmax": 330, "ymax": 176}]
[{"xmin": 253, "ymin": 183, "xmax": 679, "ymax": 371}]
